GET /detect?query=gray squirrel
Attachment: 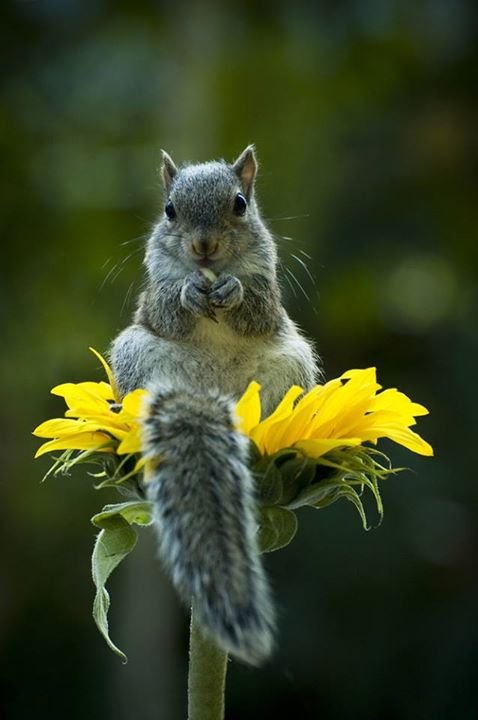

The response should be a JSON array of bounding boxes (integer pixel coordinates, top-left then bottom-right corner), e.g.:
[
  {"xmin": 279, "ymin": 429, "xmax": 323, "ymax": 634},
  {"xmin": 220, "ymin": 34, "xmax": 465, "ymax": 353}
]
[{"xmin": 110, "ymin": 146, "xmax": 319, "ymax": 665}]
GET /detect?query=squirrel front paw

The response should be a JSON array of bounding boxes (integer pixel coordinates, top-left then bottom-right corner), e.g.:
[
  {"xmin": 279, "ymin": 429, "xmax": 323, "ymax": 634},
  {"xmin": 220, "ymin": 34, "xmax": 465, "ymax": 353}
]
[
  {"xmin": 209, "ymin": 274, "xmax": 244, "ymax": 310},
  {"xmin": 181, "ymin": 271, "xmax": 217, "ymax": 322}
]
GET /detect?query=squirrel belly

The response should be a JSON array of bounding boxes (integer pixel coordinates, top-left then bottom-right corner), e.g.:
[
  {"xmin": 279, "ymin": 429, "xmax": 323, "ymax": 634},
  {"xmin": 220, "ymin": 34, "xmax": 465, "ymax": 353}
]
[{"xmin": 141, "ymin": 384, "xmax": 275, "ymax": 665}]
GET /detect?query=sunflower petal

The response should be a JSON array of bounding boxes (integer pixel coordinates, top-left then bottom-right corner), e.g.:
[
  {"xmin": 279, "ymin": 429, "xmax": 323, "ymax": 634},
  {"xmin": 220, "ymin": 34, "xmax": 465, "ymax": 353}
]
[
  {"xmin": 33, "ymin": 418, "xmax": 88, "ymax": 438},
  {"xmin": 89, "ymin": 347, "xmax": 119, "ymax": 401},
  {"xmin": 235, "ymin": 381, "xmax": 262, "ymax": 434},
  {"xmin": 51, "ymin": 384, "xmax": 113, "ymax": 419},
  {"xmin": 294, "ymin": 437, "xmax": 362, "ymax": 458},
  {"xmin": 234, "ymin": 367, "xmax": 433, "ymax": 461},
  {"xmin": 250, "ymin": 385, "xmax": 304, "ymax": 451},
  {"xmin": 117, "ymin": 426, "xmax": 143, "ymax": 455},
  {"xmin": 360, "ymin": 424, "xmax": 434, "ymax": 456},
  {"xmin": 34, "ymin": 432, "xmax": 114, "ymax": 458},
  {"xmin": 120, "ymin": 389, "xmax": 149, "ymax": 419}
]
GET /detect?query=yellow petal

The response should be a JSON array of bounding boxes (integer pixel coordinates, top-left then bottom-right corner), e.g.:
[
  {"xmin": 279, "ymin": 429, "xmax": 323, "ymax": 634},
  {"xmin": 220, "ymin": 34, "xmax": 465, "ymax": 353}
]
[
  {"xmin": 34, "ymin": 417, "xmax": 127, "ymax": 442},
  {"xmin": 120, "ymin": 389, "xmax": 149, "ymax": 420},
  {"xmin": 34, "ymin": 432, "xmax": 114, "ymax": 458},
  {"xmin": 235, "ymin": 381, "xmax": 262, "ymax": 434},
  {"xmin": 33, "ymin": 418, "xmax": 87, "ymax": 438},
  {"xmin": 340, "ymin": 367, "xmax": 380, "ymax": 384},
  {"xmin": 63, "ymin": 406, "xmax": 129, "ymax": 430},
  {"xmin": 52, "ymin": 381, "xmax": 114, "ymax": 402},
  {"xmin": 250, "ymin": 385, "xmax": 304, "ymax": 451},
  {"xmin": 369, "ymin": 388, "xmax": 429, "ymax": 418},
  {"xmin": 264, "ymin": 379, "xmax": 338, "ymax": 451},
  {"xmin": 51, "ymin": 383, "xmax": 113, "ymax": 419},
  {"xmin": 89, "ymin": 347, "xmax": 119, "ymax": 401},
  {"xmin": 88, "ymin": 423, "xmax": 128, "ymax": 442},
  {"xmin": 359, "ymin": 423, "xmax": 434, "ymax": 456},
  {"xmin": 309, "ymin": 369, "xmax": 380, "ymax": 438},
  {"xmin": 143, "ymin": 458, "xmax": 163, "ymax": 484},
  {"xmin": 294, "ymin": 437, "xmax": 362, "ymax": 458},
  {"xmin": 235, "ymin": 369, "xmax": 433, "ymax": 461},
  {"xmin": 394, "ymin": 429, "xmax": 433, "ymax": 456},
  {"xmin": 133, "ymin": 456, "xmax": 148, "ymax": 473},
  {"xmin": 117, "ymin": 426, "xmax": 143, "ymax": 455},
  {"xmin": 264, "ymin": 385, "xmax": 304, "ymax": 422},
  {"xmin": 266, "ymin": 384, "xmax": 330, "ymax": 451},
  {"xmin": 342, "ymin": 406, "xmax": 423, "ymax": 444}
]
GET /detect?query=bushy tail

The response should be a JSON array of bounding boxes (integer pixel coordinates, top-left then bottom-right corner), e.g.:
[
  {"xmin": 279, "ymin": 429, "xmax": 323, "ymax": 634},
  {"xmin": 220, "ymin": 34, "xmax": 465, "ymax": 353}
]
[{"xmin": 141, "ymin": 385, "xmax": 275, "ymax": 665}]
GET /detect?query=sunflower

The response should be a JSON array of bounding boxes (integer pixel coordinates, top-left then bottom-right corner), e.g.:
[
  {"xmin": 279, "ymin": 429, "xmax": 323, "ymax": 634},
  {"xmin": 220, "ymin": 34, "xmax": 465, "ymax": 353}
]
[
  {"xmin": 34, "ymin": 354, "xmax": 432, "ymax": 479},
  {"xmin": 32, "ymin": 349, "xmax": 433, "ymax": 659},
  {"xmin": 235, "ymin": 367, "xmax": 432, "ymax": 459},
  {"xmin": 33, "ymin": 348, "xmax": 148, "ymax": 461}
]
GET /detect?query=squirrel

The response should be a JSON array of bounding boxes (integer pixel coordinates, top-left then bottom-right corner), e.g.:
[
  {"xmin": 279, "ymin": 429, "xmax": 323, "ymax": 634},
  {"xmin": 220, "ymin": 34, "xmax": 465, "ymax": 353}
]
[{"xmin": 109, "ymin": 145, "xmax": 319, "ymax": 665}]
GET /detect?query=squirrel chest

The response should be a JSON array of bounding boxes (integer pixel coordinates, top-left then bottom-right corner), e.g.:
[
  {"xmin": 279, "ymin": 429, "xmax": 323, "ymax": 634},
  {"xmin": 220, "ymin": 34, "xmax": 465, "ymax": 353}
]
[
  {"xmin": 186, "ymin": 315, "xmax": 269, "ymax": 395},
  {"xmin": 192, "ymin": 315, "xmax": 266, "ymax": 360}
]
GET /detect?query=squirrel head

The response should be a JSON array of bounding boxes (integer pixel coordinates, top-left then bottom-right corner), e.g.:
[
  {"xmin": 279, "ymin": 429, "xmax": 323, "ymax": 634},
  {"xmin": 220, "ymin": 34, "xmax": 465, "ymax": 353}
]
[{"xmin": 149, "ymin": 146, "xmax": 274, "ymax": 276}]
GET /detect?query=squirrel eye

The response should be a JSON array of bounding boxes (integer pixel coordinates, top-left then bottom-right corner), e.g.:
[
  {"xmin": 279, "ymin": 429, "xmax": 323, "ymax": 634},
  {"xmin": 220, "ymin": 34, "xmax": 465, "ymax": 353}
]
[
  {"xmin": 165, "ymin": 199, "xmax": 176, "ymax": 220},
  {"xmin": 233, "ymin": 192, "xmax": 247, "ymax": 216}
]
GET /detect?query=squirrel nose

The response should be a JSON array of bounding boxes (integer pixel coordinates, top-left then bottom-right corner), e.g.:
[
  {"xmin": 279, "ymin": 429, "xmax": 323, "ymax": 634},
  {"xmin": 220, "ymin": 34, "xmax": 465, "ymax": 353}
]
[{"xmin": 192, "ymin": 238, "xmax": 219, "ymax": 257}]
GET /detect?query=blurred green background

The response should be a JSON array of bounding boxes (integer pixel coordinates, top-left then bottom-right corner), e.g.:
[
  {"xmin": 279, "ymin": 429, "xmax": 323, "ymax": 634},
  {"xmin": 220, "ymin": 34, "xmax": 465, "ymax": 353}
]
[{"xmin": 1, "ymin": 1, "xmax": 477, "ymax": 718}]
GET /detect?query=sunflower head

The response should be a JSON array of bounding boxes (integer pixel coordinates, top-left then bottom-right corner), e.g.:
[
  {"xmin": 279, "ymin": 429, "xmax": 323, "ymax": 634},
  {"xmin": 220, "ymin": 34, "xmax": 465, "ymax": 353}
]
[
  {"xmin": 235, "ymin": 368, "xmax": 432, "ymax": 547},
  {"xmin": 32, "ymin": 351, "xmax": 433, "ymax": 661},
  {"xmin": 33, "ymin": 348, "xmax": 149, "ymax": 485}
]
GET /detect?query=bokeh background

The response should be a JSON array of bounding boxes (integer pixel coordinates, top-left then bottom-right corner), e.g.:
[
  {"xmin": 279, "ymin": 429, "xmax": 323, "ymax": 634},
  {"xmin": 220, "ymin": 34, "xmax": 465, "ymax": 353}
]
[{"xmin": 1, "ymin": 1, "xmax": 477, "ymax": 718}]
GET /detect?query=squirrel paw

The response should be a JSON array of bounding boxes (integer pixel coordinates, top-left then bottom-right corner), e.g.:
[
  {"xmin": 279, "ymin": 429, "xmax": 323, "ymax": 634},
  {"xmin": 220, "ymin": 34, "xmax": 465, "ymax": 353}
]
[
  {"xmin": 209, "ymin": 274, "xmax": 244, "ymax": 310},
  {"xmin": 181, "ymin": 271, "xmax": 218, "ymax": 322}
]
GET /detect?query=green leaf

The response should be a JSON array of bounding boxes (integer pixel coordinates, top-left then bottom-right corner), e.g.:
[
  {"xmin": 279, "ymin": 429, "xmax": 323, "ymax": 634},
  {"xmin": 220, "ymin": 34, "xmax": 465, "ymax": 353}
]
[
  {"xmin": 248, "ymin": 440, "xmax": 263, "ymax": 466},
  {"xmin": 90, "ymin": 500, "xmax": 154, "ymax": 662},
  {"xmin": 91, "ymin": 500, "xmax": 154, "ymax": 529},
  {"xmin": 279, "ymin": 444, "xmax": 396, "ymax": 528},
  {"xmin": 340, "ymin": 485, "xmax": 369, "ymax": 530},
  {"xmin": 287, "ymin": 477, "xmax": 340, "ymax": 509},
  {"xmin": 269, "ymin": 449, "xmax": 299, "ymax": 467},
  {"xmin": 312, "ymin": 489, "xmax": 344, "ymax": 510},
  {"xmin": 91, "ymin": 515, "xmax": 137, "ymax": 662},
  {"xmin": 276, "ymin": 455, "xmax": 317, "ymax": 505},
  {"xmin": 253, "ymin": 450, "xmax": 318, "ymax": 507},
  {"xmin": 255, "ymin": 461, "xmax": 283, "ymax": 506},
  {"xmin": 258, "ymin": 506, "xmax": 298, "ymax": 553}
]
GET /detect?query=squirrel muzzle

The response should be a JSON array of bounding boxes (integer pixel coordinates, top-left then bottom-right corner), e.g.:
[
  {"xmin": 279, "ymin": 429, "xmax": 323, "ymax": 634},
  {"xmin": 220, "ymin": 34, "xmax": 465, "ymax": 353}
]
[{"xmin": 191, "ymin": 236, "xmax": 220, "ymax": 259}]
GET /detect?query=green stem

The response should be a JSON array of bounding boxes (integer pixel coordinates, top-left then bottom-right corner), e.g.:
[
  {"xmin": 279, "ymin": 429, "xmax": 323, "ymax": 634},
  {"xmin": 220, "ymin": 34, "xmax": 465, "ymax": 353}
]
[{"xmin": 188, "ymin": 605, "xmax": 228, "ymax": 720}]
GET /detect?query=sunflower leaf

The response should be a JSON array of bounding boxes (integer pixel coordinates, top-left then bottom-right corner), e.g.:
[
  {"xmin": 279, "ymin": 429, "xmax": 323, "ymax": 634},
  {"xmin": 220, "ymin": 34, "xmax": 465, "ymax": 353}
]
[
  {"xmin": 91, "ymin": 500, "xmax": 154, "ymax": 529},
  {"xmin": 255, "ymin": 461, "xmax": 283, "ymax": 506},
  {"xmin": 287, "ymin": 477, "xmax": 340, "ymax": 509},
  {"xmin": 91, "ymin": 515, "xmax": 137, "ymax": 663},
  {"xmin": 248, "ymin": 440, "xmax": 263, "ymax": 466},
  {"xmin": 276, "ymin": 455, "xmax": 317, "ymax": 505},
  {"xmin": 258, "ymin": 506, "xmax": 298, "ymax": 553},
  {"xmin": 340, "ymin": 486, "xmax": 369, "ymax": 530},
  {"xmin": 90, "ymin": 501, "xmax": 154, "ymax": 662}
]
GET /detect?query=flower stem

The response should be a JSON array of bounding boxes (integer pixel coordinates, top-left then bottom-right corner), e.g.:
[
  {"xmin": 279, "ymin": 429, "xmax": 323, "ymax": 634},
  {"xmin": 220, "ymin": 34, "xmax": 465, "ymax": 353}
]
[{"xmin": 188, "ymin": 604, "xmax": 228, "ymax": 720}]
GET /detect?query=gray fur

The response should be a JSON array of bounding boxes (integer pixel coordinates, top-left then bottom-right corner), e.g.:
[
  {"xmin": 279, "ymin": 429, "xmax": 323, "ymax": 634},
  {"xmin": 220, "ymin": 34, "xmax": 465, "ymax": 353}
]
[
  {"xmin": 109, "ymin": 147, "xmax": 320, "ymax": 664},
  {"xmin": 232, "ymin": 144, "xmax": 257, "ymax": 199},
  {"xmin": 142, "ymin": 387, "xmax": 275, "ymax": 665},
  {"xmin": 160, "ymin": 149, "xmax": 178, "ymax": 191}
]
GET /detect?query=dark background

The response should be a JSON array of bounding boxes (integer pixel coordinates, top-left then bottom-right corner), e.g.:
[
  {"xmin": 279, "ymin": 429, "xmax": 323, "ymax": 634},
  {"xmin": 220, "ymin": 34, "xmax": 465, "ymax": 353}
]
[{"xmin": 1, "ymin": 1, "xmax": 477, "ymax": 718}]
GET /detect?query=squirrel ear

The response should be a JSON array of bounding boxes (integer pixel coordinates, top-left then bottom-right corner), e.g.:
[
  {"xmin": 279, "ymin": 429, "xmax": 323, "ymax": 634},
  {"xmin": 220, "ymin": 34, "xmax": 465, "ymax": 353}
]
[
  {"xmin": 161, "ymin": 150, "xmax": 178, "ymax": 192},
  {"xmin": 232, "ymin": 145, "xmax": 257, "ymax": 199}
]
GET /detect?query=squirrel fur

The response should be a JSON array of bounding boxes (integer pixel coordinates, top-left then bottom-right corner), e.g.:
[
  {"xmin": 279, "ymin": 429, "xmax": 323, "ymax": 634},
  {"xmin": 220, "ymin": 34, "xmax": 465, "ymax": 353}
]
[{"xmin": 110, "ymin": 145, "xmax": 319, "ymax": 664}]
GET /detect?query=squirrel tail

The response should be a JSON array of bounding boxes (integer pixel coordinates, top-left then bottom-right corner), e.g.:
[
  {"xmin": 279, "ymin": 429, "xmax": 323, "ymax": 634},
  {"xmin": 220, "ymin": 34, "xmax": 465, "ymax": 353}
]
[{"xmin": 141, "ymin": 385, "xmax": 275, "ymax": 665}]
